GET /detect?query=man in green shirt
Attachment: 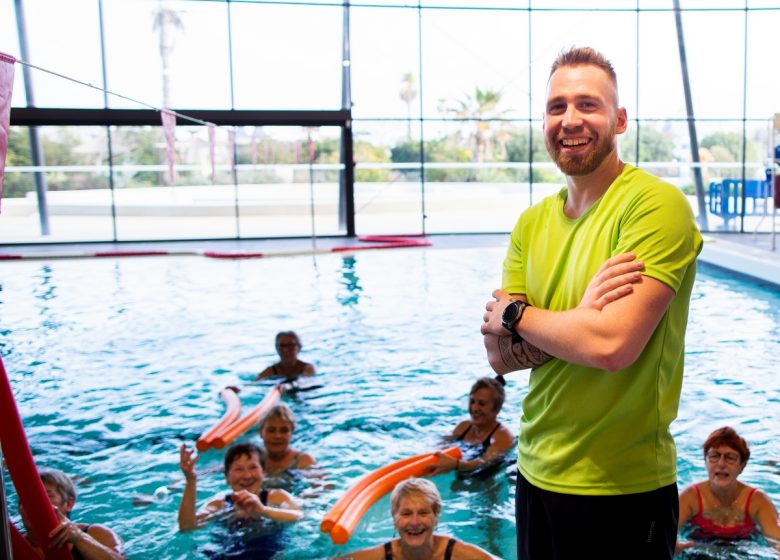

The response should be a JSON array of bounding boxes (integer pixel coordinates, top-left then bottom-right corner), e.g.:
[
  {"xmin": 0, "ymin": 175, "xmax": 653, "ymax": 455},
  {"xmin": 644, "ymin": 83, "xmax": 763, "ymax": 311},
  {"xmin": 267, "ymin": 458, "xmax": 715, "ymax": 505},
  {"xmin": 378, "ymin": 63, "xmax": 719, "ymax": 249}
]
[{"xmin": 481, "ymin": 46, "xmax": 702, "ymax": 559}]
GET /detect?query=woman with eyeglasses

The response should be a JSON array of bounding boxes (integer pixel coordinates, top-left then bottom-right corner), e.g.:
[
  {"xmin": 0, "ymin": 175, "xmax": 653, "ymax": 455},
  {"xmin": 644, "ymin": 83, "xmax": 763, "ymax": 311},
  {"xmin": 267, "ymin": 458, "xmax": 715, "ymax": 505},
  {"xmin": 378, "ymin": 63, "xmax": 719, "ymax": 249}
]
[
  {"xmin": 255, "ymin": 331, "xmax": 316, "ymax": 382},
  {"xmin": 676, "ymin": 426, "xmax": 780, "ymax": 555}
]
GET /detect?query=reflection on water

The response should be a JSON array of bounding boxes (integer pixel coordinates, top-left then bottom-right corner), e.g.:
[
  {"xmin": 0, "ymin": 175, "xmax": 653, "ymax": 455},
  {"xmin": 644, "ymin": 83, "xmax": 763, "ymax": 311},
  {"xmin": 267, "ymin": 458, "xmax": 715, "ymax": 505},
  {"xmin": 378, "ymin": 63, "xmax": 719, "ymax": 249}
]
[
  {"xmin": 0, "ymin": 250, "xmax": 778, "ymax": 559},
  {"xmin": 338, "ymin": 256, "xmax": 362, "ymax": 307}
]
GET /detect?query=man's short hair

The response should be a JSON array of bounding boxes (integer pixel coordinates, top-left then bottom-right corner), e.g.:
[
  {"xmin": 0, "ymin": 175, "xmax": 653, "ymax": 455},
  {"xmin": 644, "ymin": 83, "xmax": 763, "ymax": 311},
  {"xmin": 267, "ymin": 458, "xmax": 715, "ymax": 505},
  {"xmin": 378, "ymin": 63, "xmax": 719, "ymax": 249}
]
[
  {"xmin": 39, "ymin": 468, "xmax": 77, "ymax": 505},
  {"xmin": 550, "ymin": 46, "xmax": 618, "ymax": 89}
]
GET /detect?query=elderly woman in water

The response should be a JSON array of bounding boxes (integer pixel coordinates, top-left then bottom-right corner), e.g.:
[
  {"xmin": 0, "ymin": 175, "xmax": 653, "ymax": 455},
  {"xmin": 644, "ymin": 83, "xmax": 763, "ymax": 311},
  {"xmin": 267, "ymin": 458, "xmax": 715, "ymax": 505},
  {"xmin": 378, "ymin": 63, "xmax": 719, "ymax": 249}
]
[
  {"xmin": 257, "ymin": 404, "xmax": 317, "ymax": 477},
  {"xmin": 178, "ymin": 442, "xmax": 303, "ymax": 531},
  {"xmin": 425, "ymin": 377, "xmax": 514, "ymax": 476},
  {"xmin": 334, "ymin": 477, "xmax": 496, "ymax": 560},
  {"xmin": 255, "ymin": 331, "xmax": 316, "ymax": 382},
  {"xmin": 676, "ymin": 426, "xmax": 780, "ymax": 555}
]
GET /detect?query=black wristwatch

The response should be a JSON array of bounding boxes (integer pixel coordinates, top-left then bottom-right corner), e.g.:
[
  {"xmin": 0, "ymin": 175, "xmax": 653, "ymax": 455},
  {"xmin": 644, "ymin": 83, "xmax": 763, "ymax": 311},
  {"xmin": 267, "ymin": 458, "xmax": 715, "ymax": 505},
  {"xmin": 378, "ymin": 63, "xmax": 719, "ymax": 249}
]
[{"xmin": 501, "ymin": 300, "xmax": 529, "ymax": 334}]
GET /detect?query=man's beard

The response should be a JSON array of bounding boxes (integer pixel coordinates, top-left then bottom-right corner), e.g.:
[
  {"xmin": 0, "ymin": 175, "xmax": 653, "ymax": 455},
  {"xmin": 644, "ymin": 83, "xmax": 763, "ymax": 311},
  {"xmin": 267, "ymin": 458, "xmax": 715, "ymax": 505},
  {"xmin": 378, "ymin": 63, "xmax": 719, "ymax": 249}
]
[{"xmin": 545, "ymin": 133, "xmax": 616, "ymax": 176}]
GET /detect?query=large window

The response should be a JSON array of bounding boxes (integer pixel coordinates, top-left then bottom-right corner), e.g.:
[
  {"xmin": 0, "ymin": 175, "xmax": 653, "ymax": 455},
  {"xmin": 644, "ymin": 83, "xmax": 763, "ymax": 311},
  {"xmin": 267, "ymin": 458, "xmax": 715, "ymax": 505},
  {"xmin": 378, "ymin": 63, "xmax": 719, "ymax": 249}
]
[{"xmin": 3, "ymin": 0, "xmax": 778, "ymax": 243}]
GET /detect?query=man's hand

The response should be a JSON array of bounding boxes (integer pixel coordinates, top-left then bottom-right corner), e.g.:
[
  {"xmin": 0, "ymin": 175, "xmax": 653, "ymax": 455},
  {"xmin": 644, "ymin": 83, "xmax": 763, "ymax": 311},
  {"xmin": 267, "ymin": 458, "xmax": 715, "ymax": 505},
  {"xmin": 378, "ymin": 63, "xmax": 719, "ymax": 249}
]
[
  {"xmin": 481, "ymin": 252, "xmax": 644, "ymax": 374},
  {"xmin": 578, "ymin": 252, "xmax": 643, "ymax": 310}
]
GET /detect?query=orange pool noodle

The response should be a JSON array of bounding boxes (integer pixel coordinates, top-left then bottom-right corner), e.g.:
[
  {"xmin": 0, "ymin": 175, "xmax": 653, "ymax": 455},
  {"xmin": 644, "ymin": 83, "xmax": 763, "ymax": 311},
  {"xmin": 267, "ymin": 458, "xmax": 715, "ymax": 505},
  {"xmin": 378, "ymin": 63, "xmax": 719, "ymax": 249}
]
[
  {"xmin": 320, "ymin": 451, "xmax": 435, "ymax": 533},
  {"xmin": 212, "ymin": 385, "xmax": 282, "ymax": 449},
  {"xmin": 196, "ymin": 388, "xmax": 242, "ymax": 451},
  {"xmin": 328, "ymin": 446, "xmax": 462, "ymax": 545}
]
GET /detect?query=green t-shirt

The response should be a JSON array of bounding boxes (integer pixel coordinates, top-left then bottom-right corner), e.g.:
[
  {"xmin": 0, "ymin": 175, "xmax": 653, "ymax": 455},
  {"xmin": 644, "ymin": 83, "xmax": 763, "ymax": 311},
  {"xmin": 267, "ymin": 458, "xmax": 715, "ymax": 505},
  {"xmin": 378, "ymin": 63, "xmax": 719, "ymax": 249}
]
[{"xmin": 502, "ymin": 164, "xmax": 703, "ymax": 495}]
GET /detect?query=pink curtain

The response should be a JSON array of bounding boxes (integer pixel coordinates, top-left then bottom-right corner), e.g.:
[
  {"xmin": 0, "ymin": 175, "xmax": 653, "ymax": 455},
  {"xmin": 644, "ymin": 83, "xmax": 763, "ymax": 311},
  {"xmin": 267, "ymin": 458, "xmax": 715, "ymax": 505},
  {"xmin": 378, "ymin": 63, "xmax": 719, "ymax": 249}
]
[
  {"xmin": 0, "ymin": 52, "xmax": 16, "ymax": 211},
  {"xmin": 252, "ymin": 133, "xmax": 258, "ymax": 167},
  {"xmin": 208, "ymin": 123, "xmax": 216, "ymax": 184},
  {"xmin": 308, "ymin": 128, "xmax": 316, "ymax": 162},
  {"xmin": 228, "ymin": 129, "xmax": 235, "ymax": 179},
  {"xmin": 160, "ymin": 109, "xmax": 177, "ymax": 185}
]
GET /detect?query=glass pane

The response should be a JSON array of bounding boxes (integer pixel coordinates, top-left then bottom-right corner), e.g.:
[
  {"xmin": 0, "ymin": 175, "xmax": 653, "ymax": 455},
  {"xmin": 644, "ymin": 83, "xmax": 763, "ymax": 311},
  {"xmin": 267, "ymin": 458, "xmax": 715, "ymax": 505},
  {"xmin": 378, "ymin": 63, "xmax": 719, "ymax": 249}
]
[
  {"xmin": 110, "ymin": 124, "xmax": 240, "ymax": 240},
  {"xmin": 681, "ymin": 10, "xmax": 745, "ymax": 120},
  {"xmin": 103, "ymin": 0, "xmax": 230, "ymax": 109},
  {"xmin": 637, "ymin": 11, "xmax": 686, "ymax": 119},
  {"xmin": 530, "ymin": 11, "xmax": 638, "ymax": 120},
  {"xmin": 422, "ymin": 8, "xmax": 530, "ymax": 120},
  {"xmin": 11, "ymin": 0, "xmax": 104, "ymax": 108},
  {"xmin": 351, "ymin": 7, "xmax": 421, "ymax": 119},
  {"xmin": 231, "ymin": 3, "xmax": 342, "ymax": 110},
  {"xmin": 745, "ymin": 12, "xmax": 780, "ymax": 119},
  {"xmin": 1, "ymin": 126, "xmax": 114, "ymax": 242},
  {"xmin": 695, "ymin": 120, "xmax": 764, "ymax": 232},
  {"xmin": 353, "ymin": 121, "xmax": 425, "ymax": 235},
  {"xmin": 236, "ymin": 126, "xmax": 345, "ymax": 238}
]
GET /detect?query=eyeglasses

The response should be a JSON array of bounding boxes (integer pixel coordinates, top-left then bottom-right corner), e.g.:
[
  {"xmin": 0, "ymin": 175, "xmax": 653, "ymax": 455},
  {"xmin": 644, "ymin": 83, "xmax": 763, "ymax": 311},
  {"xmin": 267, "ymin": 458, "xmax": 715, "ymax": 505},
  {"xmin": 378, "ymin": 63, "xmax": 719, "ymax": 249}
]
[
  {"xmin": 706, "ymin": 451, "xmax": 740, "ymax": 465},
  {"xmin": 278, "ymin": 343, "xmax": 298, "ymax": 348}
]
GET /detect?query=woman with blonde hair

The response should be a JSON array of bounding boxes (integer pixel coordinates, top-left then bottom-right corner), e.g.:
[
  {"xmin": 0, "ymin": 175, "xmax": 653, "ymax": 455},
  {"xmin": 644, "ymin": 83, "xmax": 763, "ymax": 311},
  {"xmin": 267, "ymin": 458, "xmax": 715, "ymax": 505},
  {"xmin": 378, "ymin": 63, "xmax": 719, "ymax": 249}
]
[
  {"xmin": 335, "ymin": 477, "xmax": 496, "ymax": 560},
  {"xmin": 257, "ymin": 404, "xmax": 316, "ymax": 477}
]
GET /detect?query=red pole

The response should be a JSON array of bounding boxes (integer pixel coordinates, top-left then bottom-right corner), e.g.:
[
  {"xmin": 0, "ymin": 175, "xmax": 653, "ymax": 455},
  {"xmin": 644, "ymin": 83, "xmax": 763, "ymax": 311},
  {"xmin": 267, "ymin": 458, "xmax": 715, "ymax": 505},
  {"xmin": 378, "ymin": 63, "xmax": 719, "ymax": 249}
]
[{"xmin": 0, "ymin": 356, "xmax": 73, "ymax": 559}]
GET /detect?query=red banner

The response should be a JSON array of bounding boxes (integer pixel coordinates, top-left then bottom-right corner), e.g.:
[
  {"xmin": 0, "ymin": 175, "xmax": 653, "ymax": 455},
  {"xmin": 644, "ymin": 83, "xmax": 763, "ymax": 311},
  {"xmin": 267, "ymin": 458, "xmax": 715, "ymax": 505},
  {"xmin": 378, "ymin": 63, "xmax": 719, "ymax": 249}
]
[
  {"xmin": 228, "ymin": 129, "xmax": 236, "ymax": 179},
  {"xmin": 208, "ymin": 122, "xmax": 216, "ymax": 184},
  {"xmin": 0, "ymin": 52, "xmax": 16, "ymax": 211},
  {"xmin": 160, "ymin": 109, "xmax": 177, "ymax": 186}
]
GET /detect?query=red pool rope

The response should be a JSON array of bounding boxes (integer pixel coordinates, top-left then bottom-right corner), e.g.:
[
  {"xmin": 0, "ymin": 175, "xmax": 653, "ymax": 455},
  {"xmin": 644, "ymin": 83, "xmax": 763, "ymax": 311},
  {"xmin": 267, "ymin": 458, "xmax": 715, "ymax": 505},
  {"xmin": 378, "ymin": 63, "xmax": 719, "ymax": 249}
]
[{"xmin": 0, "ymin": 236, "xmax": 431, "ymax": 261}]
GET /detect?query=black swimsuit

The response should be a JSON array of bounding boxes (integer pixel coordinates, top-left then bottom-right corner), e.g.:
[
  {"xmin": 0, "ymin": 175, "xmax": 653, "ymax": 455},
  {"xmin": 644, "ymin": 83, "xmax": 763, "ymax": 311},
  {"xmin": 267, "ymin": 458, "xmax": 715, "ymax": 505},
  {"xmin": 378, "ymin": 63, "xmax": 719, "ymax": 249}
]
[
  {"xmin": 271, "ymin": 360, "xmax": 309, "ymax": 381},
  {"xmin": 384, "ymin": 538, "xmax": 457, "ymax": 560},
  {"xmin": 455, "ymin": 422, "xmax": 502, "ymax": 457}
]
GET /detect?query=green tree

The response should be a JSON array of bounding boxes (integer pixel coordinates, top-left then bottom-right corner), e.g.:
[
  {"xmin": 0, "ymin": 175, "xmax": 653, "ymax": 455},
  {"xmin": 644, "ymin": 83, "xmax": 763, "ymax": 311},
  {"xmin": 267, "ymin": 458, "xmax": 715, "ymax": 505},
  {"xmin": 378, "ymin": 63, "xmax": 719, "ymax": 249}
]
[
  {"xmin": 4, "ymin": 128, "xmax": 34, "ymax": 197},
  {"xmin": 354, "ymin": 140, "xmax": 390, "ymax": 182},
  {"xmin": 441, "ymin": 87, "xmax": 510, "ymax": 164},
  {"xmin": 618, "ymin": 126, "xmax": 674, "ymax": 163},
  {"xmin": 700, "ymin": 131, "xmax": 759, "ymax": 163}
]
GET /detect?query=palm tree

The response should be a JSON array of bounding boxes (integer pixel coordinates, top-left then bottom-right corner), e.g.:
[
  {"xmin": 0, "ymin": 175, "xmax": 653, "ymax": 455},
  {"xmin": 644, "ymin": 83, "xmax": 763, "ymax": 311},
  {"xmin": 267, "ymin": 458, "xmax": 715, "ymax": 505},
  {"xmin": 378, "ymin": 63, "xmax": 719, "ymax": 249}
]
[
  {"xmin": 152, "ymin": 2, "xmax": 185, "ymax": 107},
  {"xmin": 399, "ymin": 73, "xmax": 418, "ymax": 141},
  {"xmin": 444, "ymin": 87, "xmax": 509, "ymax": 164}
]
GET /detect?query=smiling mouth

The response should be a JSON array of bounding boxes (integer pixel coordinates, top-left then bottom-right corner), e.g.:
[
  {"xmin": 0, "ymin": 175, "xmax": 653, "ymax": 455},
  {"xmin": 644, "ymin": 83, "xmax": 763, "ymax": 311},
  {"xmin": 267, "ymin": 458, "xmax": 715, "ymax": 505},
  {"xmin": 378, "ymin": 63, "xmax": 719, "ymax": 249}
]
[{"xmin": 560, "ymin": 138, "xmax": 590, "ymax": 147}]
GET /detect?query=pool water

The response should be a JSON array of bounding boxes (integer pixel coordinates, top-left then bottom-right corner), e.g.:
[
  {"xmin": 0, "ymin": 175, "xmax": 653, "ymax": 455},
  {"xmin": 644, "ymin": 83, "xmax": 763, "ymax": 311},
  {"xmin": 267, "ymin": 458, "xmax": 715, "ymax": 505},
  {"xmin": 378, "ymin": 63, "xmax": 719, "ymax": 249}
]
[{"xmin": 1, "ymin": 247, "xmax": 778, "ymax": 559}]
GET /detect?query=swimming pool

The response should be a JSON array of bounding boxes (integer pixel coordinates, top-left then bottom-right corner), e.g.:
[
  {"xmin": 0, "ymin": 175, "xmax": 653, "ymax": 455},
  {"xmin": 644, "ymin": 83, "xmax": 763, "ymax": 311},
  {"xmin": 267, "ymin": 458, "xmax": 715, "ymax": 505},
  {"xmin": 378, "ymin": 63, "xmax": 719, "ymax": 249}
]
[{"xmin": 1, "ymin": 246, "xmax": 778, "ymax": 559}]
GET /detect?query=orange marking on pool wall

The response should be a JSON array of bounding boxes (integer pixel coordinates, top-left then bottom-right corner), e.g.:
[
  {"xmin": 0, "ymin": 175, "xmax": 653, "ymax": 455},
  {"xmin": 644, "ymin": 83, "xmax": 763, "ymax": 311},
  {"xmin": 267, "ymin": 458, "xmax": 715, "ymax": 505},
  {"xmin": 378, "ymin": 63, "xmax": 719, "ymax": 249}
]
[
  {"xmin": 211, "ymin": 385, "xmax": 282, "ymax": 449},
  {"xmin": 196, "ymin": 388, "xmax": 242, "ymax": 451},
  {"xmin": 323, "ymin": 446, "xmax": 462, "ymax": 545}
]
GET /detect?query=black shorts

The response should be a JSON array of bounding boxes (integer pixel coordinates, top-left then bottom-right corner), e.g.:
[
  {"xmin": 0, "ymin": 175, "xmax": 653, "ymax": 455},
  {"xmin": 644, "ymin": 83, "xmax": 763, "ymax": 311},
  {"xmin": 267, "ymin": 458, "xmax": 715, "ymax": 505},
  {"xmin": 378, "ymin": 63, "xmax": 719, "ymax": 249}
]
[{"xmin": 515, "ymin": 470, "xmax": 679, "ymax": 560}]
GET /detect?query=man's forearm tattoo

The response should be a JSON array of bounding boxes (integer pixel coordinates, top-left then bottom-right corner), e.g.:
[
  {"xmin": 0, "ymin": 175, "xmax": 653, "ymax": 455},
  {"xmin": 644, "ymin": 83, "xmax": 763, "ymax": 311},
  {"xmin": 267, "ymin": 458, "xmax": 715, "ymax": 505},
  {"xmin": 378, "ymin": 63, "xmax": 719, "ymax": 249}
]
[{"xmin": 498, "ymin": 335, "xmax": 553, "ymax": 371}]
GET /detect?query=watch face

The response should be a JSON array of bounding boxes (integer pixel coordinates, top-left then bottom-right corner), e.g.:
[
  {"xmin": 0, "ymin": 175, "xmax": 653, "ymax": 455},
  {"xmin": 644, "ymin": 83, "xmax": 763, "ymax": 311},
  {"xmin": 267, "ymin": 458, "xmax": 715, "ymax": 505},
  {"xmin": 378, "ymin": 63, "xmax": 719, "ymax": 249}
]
[{"xmin": 502, "ymin": 301, "xmax": 519, "ymax": 323}]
